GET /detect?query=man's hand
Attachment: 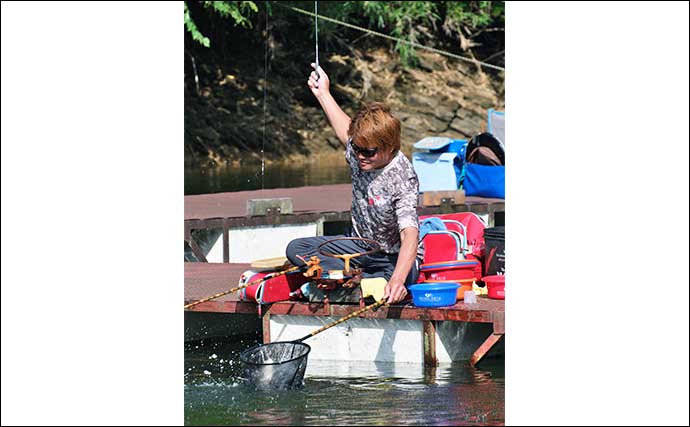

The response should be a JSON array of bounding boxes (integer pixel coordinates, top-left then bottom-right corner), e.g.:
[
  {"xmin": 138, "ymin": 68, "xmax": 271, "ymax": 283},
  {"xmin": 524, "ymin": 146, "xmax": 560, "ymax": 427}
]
[
  {"xmin": 306, "ymin": 63, "xmax": 351, "ymax": 145},
  {"xmin": 307, "ymin": 63, "xmax": 330, "ymax": 99},
  {"xmin": 383, "ymin": 278, "xmax": 408, "ymax": 305}
]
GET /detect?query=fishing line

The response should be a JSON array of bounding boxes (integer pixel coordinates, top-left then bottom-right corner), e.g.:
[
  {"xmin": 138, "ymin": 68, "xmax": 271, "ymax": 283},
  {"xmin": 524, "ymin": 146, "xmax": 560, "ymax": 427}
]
[
  {"xmin": 258, "ymin": 1, "xmax": 318, "ymax": 190},
  {"xmin": 260, "ymin": 2, "xmax": 269, "ymax": 191},
  {"xmin": 314, "ymin": 1, "xmax": 319, "ymax": 79}
]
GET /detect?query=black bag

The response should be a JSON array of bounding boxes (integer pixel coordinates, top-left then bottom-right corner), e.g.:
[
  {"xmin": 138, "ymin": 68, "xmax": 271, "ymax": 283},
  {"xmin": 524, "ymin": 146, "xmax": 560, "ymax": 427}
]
[{"xmin": 466, "ymin": 133, "xmax": 505, "ymax": 166}]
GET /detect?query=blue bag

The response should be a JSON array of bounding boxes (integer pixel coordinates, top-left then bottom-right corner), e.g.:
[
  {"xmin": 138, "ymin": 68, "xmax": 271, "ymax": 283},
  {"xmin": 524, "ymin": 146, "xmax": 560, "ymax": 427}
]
[
  {"xmin": 464, "ymin": 163, "xmax": 505, "ymax": 198},
  {"xmin": 462, "ymin": 133, "xmax": 505, "ymax": 199}
]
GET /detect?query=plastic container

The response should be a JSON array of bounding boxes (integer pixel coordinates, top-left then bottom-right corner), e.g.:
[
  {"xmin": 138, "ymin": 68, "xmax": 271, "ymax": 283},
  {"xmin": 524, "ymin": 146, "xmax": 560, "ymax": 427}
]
[
  {"xmin": 419, "ymin": 259, "xmax": 480, "ymax": 282},
  {"xmin": 408, "ymin": 282, "xmax": 459, "ymax": 307},
  {"xmin": 412, "ymin": 151, "xmax": 462, "ymax": 192},
  {"xmin": 482, "ymin": 275, "xmax": 505, "ymax": 299},
  {"xmin": 464, "ymin": 290, "xmax": 478, "ymax": 304},
  {"xmin": 412, "ymin": 137, "xmax": 468, "ymax": 192},
  {"xmin": 423, "ymin": 279, "xmax": 475, "ymax": 300}
]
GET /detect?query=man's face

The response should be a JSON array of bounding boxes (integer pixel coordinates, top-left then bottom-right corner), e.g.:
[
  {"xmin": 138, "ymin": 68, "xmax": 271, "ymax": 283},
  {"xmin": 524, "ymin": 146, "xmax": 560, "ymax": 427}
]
[{"xmin": 351, "ymin": 140, "xmax": 394, "ymax": 171}]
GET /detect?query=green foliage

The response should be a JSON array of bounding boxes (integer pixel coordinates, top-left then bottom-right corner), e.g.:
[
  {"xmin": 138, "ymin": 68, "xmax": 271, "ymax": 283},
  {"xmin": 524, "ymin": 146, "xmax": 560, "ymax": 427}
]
[
  {"xmin": 443, "ymin": 1, "xmax": 505, "ymax": 35},
  {"xmin": 184, "ymin": 3, "xmax": 210, "ymax": 48},
  {"xmin": 185, "ymin": 1, "xmax": 504, "ymax": 66},
  {"xmin": 184, "ymin": 1, "xmax": 259, "ymax": 47},
  {"xmin": 349, "ymin": 1, "xmax": 439, "ymax": 66},
  {"xmin": 341, "ymin": 1, "xmax": 504, "ymax": 67},
  {"xmin": 203, "ymin": 1, "xmax": 258, "ymax": 27}
]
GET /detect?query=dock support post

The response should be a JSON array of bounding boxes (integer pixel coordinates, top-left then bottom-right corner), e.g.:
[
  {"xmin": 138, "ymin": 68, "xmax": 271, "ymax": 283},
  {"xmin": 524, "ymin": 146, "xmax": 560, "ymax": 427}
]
[
  {"xmin": 423, "ymin": 320, "xmax": 437, "ymax": 367},
  {"xmin": 262, "ymin": 310, "xmax": 271, "ymax": 344},
  {"xmin": 470, "ymin": 310, "xmax": 504, "ymax": 367},
  {"xmin": 184, "ymin": 224, "xmax": 207, "ymax": 262},
  {"xmin": 315, "ymin": 217, "xmax": 325, "ymax": 236},
  {"xmin": 222, "ymin": 219, "xmax": 230, "ymax": 263},
  {"xmin": 470, "ymin": 333, "xmax": 503, "ymax": 367}
]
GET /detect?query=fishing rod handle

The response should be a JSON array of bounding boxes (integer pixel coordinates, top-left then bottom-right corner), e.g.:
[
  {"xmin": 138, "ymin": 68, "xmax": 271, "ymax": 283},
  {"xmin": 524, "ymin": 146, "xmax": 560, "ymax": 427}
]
[
  {"xmin": 183, "ymin": 283, "xmax": 247, "ymax": 310},
  {"xmin": 297, "ymin": 299, "xmax": 386, "ymax": 342}
]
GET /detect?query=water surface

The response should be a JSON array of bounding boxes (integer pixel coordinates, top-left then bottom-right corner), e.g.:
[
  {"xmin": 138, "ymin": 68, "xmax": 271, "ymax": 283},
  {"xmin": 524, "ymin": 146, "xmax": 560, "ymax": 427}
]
[
  {"xmin": 185, "ymin": 161, "xmax": 351, "ymax": 195},
  {"xmin": 185, "ymin": 337, "xmax": 504, "ymax": 426}
]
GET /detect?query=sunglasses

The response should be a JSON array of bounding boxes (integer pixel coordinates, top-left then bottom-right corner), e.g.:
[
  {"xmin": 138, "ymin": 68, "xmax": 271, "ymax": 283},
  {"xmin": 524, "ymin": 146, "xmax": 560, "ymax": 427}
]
[{"xmin": 350, "ymin": 140, "xmax": 378, "ymax": 158}]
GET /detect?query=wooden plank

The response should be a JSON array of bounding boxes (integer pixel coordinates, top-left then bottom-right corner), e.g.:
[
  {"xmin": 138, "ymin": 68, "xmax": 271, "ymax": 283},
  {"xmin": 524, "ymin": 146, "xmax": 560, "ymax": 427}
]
[
  {"xmin": 422, "ymin": 190, "xmax": 466, "ymax": 207},
  {"xmin": 185, "ymin": 184, "xmax": 351, "ymax": 220},
  {"xmin": 186, "ymin": 184, "xmax": 503, "ymax": 222},
  {"xmin": 183, "ymin": 300, "xmax": 258, "ymax": 314},
  {"xmin": 265, "ymin": 301, "xmax": 497, "ymax": 323},
  {"xmin": 491, "ymin": 311, "xmax": 505, "ymax": 334},
  {"xmin": 184, "ymin": 263, "xmax": 504, "ymax": 322},
  {"xmin": 250, "ymin": 256, "xmax": 289, "ymax": 269},
  {"xmin": 246, "ymin": 198, "xmax": 293, "ymax": 216}
]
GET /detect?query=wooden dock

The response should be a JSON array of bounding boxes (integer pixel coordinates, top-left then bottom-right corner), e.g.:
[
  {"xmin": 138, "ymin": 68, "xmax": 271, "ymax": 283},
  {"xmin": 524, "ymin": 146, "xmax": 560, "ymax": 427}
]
[
  {"xmin": 184, "ymin": 263, "xmax": 504, "ymax": 367},
  {"xmin": 184, "ymin": 184, "xmax": 504, "ymax": 262},
  {"xmin": 184, "ymin": 185, "xmax": 505, "ymax": 365}
]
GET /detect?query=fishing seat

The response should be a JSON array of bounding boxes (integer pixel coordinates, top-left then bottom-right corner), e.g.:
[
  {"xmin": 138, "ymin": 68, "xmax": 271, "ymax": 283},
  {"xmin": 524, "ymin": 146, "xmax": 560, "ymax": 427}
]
[
  {"xmin": 422, "ymin": 212, "xmax": 486, "ymax": 259},
  {"xmin": 421, "ymin": 231, "xmax": 463, "ymax": 264}
]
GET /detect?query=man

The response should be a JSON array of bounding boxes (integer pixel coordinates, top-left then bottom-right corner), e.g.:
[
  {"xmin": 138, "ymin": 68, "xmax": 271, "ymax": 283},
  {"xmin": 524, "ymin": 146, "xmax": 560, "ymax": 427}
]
[{"xmin": 286, "ymin": 64, "xmax": 423, "ymax": 304}]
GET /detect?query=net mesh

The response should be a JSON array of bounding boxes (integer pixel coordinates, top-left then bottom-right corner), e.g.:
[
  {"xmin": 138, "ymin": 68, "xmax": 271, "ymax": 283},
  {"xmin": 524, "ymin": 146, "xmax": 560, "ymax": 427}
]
[{"xmin": 240, "ymin": 341, "xmax": 311, "ymax": 390}]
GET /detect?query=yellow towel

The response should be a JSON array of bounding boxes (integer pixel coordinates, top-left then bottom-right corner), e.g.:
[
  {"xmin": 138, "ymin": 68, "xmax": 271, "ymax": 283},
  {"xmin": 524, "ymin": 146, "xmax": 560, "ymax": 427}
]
[{"xmin": 360, "ymin": 277, "xmax": 387, "ymax": 302}]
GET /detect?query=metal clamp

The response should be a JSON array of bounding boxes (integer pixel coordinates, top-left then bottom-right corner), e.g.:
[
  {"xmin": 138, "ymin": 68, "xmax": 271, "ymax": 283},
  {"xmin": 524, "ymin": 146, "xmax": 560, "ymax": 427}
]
[{"xmin": 440, "ymin": 197, "xmax": 454, "ymax": 211}]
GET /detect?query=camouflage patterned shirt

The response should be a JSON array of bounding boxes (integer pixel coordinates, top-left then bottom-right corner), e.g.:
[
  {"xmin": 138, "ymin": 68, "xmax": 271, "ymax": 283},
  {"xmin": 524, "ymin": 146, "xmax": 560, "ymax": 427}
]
[{"xmin": 346, "ymin": 143, "xmax": 424, "ymax": 259}]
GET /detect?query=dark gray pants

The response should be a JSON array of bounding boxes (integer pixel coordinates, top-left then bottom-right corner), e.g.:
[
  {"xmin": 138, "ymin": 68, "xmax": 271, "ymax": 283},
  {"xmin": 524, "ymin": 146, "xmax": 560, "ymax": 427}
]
[{"xmin": 286, "ymin": 235, "xmax": 419, "ymax": 285}]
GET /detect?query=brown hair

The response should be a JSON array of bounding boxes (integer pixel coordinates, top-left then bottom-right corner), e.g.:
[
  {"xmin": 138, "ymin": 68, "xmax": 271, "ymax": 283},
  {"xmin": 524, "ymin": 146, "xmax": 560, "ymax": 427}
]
[{"xmin": 347, "ymin": 102, "xmax": 401, "ymax": 153}]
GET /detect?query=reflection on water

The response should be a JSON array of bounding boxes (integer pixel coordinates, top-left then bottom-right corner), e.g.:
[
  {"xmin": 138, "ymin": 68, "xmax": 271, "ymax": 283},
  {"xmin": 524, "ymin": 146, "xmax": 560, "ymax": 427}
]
[
  {"xmin": 185, "ymin": 337, "xmax": 504, "ymax": 426},
  {"xmin": 185, "ymin": 160, "xmax": 352, "ymax": 195}
]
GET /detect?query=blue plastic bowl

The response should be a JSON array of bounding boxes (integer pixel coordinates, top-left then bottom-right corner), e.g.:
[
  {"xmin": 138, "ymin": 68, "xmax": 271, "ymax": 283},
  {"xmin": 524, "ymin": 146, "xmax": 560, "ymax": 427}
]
[{"xmin": 408, "ymin": 282, "xmax": 459, "ymax": 307}]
